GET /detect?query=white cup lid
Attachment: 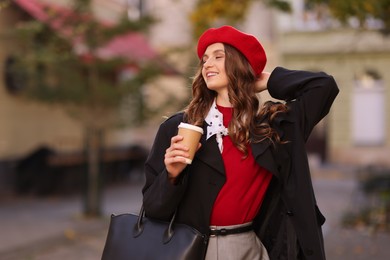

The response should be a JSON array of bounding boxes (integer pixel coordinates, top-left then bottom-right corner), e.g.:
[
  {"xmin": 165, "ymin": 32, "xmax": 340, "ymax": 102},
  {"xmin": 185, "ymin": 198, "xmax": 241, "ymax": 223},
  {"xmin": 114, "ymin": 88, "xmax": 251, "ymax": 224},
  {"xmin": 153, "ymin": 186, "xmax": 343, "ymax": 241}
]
[{"xmin": 178, "ymin": 122, "xmax": 204, "ymax": 134}]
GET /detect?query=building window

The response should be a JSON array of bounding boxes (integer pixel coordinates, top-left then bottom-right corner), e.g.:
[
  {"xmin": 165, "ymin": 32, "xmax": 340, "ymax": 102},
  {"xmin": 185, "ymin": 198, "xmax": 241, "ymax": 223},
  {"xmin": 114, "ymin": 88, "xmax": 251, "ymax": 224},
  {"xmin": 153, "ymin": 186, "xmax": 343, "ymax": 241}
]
[
  {"xmin": 3, "ymin": 55, "xmax": 27, "ymax": 94},
  {"xmin": 352, "ymin": 70, "xmax": 385, "ymax": 146}
]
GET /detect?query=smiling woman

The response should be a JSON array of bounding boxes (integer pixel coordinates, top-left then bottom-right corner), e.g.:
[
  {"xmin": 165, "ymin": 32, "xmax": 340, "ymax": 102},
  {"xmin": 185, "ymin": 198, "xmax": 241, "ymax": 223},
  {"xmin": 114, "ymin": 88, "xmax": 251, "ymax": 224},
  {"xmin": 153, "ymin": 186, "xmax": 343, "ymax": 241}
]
[
  {"xmin": 201, "ymin": 43, "xmax": 229, "ymax": 98},
  {"xmin": 142, "ymin": 25, "xmax": 339, "ymax": 260}
]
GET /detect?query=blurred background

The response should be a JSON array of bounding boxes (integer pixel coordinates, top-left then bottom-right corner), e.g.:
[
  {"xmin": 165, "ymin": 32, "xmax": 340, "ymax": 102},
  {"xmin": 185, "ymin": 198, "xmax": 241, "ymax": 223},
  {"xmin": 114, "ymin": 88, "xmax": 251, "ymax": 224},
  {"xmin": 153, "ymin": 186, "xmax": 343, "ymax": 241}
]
[{"xmin": 0, "ymin": 0, "xmax": 389, "ymax": 259}]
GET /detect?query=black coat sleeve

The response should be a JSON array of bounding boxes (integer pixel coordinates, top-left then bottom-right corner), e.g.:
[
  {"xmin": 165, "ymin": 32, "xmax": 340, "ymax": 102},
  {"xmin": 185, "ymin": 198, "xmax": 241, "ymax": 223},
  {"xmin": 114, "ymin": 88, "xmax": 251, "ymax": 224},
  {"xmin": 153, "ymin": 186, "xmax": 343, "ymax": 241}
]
[
  {"xmin": 268, "ymin": 67, "xmax": 339, "ymax": 141},
  {"xmin": 142, "ymin": 113, "xmax": 189, "ymax": 221}
]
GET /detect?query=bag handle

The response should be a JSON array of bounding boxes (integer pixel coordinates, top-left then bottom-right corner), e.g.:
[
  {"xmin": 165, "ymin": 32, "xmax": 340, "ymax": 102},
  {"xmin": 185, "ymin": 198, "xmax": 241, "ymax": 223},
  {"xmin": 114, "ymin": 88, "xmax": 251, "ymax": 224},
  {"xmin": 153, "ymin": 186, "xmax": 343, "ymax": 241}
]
[{"xmin": 132, "ymin": 204, "xmax": 177, "ymax": 244}]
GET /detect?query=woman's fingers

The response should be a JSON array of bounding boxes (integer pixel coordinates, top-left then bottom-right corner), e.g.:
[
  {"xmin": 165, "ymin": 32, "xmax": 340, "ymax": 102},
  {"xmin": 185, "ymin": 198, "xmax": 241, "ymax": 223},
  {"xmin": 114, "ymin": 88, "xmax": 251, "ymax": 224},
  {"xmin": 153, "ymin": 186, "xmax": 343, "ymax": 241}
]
[
  {"xmin": 165, "ymin": 149, "xmax": 189, "ymax": 162},
  {"xmin": 255, "ymin": 72, "xmax": 270, "ymax": 93},
  {"xmin": 164, "ymin": 134, "xmax": 191, "ymax": 179},
  {"xmin": 170, "ymin": 135, "xmax": 189, "ymax": 152},
  {"xmin": 164, "ymin": 134, "xmax": 202, "ymax": 182}
]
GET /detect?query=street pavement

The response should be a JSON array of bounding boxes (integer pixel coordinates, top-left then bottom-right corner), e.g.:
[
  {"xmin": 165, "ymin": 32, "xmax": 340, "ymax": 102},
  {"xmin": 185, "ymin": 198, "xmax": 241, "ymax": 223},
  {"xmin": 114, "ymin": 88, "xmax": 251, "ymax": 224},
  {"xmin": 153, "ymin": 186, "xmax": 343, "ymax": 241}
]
[{"xmin": 1, "ymin": 167, "xmax": 390, "ymax": 260}]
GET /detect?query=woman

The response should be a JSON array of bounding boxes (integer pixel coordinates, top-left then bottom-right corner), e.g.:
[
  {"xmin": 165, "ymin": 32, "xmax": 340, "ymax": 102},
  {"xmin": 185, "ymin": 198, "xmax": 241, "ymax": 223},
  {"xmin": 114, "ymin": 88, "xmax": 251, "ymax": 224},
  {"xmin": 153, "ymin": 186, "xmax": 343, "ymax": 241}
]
[{"xmin": 142, "ymin": 25, "xmax": 339, "ymax": 260}]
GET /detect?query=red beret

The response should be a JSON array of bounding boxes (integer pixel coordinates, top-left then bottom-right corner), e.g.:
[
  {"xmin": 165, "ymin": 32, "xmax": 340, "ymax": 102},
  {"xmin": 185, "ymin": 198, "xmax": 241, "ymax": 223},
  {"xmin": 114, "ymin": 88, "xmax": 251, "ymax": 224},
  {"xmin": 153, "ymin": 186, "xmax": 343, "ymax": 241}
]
[{"xmin": 197, "ymin": 25, "xmax": 267, "ymax": 76}]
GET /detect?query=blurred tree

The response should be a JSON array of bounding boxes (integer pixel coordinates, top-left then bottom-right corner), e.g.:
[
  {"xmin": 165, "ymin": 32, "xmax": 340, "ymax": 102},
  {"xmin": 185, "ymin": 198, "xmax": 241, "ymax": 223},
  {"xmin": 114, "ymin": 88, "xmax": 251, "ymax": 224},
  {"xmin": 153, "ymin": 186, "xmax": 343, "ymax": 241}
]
[
  {"xmin": 190, "ymin": 0, "xmax": 291, "ymax": 37},
  {"xmin": 306, "ymin": 0, "xmax": 390, "ymax": 34},
  {"xmin": 5, "ymin": 0, "xmax": 164, "ymax": 216},
  {"xmin": 0, "ymin": 0, "xmax": 12, "ymax": 11}
]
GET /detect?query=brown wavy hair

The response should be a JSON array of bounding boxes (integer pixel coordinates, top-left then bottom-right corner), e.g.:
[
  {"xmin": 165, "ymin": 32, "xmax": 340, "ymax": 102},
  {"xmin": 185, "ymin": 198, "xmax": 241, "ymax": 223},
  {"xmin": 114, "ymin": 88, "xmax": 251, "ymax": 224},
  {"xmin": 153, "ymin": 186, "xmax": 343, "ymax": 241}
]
[{"xmin": 184, "ymin": 44, "xmax": 287, "ymax": 156}]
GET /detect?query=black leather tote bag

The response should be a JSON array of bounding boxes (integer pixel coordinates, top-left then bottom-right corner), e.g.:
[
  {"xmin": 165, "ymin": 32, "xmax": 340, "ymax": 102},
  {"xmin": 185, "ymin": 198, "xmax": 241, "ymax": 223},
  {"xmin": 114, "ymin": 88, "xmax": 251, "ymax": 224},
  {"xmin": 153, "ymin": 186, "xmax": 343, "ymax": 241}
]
[{"xmin": 101, "ymin": 206, "xmax": 208, "ymax": 260}]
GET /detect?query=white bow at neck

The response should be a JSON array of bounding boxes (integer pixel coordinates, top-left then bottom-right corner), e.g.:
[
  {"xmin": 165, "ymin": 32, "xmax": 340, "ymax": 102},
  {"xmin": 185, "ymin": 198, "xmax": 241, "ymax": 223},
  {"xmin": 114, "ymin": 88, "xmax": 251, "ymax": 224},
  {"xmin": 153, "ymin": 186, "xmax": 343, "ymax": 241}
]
[{"xmin": 205, "ymin": 100, "xmax": 229, "ymax": 152}]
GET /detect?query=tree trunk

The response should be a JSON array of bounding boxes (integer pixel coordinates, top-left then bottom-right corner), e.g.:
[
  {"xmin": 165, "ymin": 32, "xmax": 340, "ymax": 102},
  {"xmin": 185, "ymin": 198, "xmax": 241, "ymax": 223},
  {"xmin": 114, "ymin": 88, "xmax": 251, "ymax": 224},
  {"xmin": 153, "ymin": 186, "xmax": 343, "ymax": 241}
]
[{"xmin": 84, "ymin": 126, "xmax": 103, "ymax": 217}]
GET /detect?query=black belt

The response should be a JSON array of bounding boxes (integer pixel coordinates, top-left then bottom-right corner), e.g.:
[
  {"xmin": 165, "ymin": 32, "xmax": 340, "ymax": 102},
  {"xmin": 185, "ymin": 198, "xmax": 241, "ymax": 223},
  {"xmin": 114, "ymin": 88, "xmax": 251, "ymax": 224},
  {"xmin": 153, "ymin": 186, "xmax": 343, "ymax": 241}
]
[{"xmin": 209, "ymin": 224, "xmax": 253, "ymax": 236}]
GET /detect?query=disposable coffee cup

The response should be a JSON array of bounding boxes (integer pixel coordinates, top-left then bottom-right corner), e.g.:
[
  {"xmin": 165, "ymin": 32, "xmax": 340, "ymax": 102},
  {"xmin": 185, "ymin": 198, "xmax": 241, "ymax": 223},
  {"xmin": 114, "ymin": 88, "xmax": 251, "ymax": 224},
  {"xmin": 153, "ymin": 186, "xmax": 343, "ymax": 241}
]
[{"xmin": 177, "ymin": 122, "xmax": 204, "ymax": 164}]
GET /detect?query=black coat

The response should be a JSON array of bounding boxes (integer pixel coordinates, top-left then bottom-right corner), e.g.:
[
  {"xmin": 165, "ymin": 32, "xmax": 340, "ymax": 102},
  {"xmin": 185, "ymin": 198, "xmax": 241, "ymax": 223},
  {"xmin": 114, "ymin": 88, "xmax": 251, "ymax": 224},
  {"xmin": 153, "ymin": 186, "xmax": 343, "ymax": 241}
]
[{"xmin": 142, "ymin": 67, "xmax": 339, "ymax": 260}]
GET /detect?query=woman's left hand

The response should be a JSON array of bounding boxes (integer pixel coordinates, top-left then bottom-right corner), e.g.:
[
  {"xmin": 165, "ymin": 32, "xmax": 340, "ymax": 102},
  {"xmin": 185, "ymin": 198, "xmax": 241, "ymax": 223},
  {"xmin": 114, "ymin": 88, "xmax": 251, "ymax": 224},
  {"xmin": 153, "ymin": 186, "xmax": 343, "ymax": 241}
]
[{"xmin": 255, "ymin": 72, "xmax": 270, "ymax": 93}]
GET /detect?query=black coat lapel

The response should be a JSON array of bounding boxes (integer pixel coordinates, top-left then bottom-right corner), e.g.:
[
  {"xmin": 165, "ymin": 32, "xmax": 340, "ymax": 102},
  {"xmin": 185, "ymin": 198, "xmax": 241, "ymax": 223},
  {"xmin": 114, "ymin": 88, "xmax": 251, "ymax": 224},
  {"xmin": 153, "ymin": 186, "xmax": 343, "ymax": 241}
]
[
  {"xmin": 251, "ymin": 110, "xmax": 295, "ymax": 179},
  {"xmin": 251, "ymin": 139, "xmax": 280, "ymax": 179},
  {"xmin": 195, "ymin": 134, "xmax": 225, "ymax": 175}
]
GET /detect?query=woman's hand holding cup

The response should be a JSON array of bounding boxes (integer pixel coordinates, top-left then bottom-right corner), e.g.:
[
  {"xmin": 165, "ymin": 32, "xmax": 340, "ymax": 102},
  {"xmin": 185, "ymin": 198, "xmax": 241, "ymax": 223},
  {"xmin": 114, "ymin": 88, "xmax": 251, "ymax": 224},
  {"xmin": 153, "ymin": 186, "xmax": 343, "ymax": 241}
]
[{"xmin": 165, "ymin": 123, "xmax": 203, "ymax": 184}]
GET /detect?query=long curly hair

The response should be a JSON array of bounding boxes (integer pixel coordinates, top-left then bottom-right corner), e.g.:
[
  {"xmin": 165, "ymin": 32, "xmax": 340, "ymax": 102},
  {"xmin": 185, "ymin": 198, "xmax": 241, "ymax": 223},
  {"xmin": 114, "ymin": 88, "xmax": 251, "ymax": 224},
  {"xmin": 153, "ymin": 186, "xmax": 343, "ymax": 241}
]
[{"xmin": 184, "ymin": 44, "xmax": 287, "ymax": 156}]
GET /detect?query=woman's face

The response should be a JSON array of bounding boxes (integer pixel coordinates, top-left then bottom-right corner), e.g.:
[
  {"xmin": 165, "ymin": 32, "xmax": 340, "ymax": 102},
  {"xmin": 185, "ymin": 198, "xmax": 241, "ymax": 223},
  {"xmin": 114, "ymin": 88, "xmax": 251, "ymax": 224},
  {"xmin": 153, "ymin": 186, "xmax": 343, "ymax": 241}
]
[{"xmin": 201, "ymin": 43, "xmax": 229, "ymax": 93}]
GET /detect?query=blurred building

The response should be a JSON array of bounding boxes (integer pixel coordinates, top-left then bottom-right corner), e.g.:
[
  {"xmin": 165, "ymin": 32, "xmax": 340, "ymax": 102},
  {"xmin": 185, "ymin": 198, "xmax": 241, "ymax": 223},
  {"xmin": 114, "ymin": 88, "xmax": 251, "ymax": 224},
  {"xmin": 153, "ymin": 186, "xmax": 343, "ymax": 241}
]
[
  {"xmin": 0, "ymin": 0, "xmax": 278, "ymax": 183},
  {"xmin": 276, "ymin": 0, "xmax": 390, "ymax": 167},
  {"xmin": 0, "ymin": 0, "xmax": 186, "ymax": 193},
  {"xmin": 1, "ymin": 0, "xmax": 388, "ymax": 194},
  {"xmin": 0, "ymin": 1, "xmax": 79, "ymax": 192}
]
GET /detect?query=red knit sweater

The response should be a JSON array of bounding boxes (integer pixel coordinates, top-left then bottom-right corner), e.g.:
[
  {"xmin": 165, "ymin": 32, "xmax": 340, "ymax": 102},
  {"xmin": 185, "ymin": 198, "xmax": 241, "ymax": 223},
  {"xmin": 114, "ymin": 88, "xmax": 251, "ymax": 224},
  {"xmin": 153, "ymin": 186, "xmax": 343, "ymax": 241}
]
[{"xmin": 210, "ymin": 105, "xmax": 272, "ymax": 226}]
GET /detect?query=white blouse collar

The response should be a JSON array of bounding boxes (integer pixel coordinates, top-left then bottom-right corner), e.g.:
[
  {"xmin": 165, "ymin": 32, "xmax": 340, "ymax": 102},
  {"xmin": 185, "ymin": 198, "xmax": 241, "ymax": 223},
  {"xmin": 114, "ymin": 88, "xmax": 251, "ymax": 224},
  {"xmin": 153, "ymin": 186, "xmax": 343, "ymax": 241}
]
[{"xmin": 205, "ymin": 100, "xmax": 229, "ymax": 152}]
